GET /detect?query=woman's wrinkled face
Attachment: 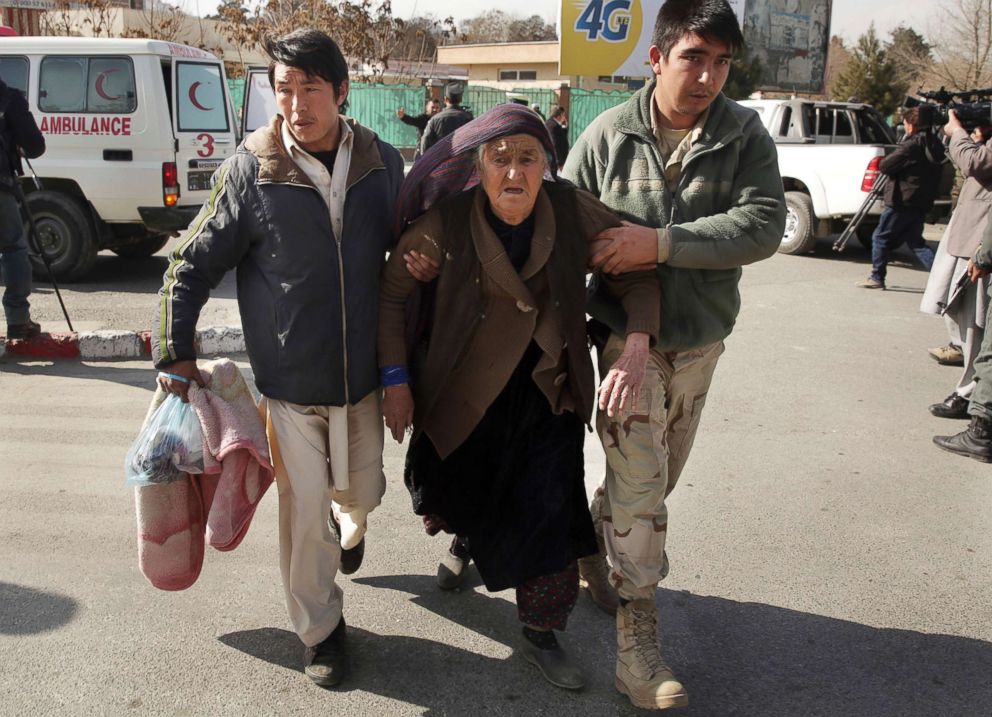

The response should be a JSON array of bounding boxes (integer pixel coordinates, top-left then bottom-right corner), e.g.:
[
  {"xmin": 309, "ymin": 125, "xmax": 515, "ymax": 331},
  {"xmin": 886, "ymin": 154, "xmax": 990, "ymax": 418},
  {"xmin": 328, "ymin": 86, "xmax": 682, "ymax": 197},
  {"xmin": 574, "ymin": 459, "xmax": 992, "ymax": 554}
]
[{"xmin": 479, "ymin": 134, "xmax": 546, "ymax": 224}]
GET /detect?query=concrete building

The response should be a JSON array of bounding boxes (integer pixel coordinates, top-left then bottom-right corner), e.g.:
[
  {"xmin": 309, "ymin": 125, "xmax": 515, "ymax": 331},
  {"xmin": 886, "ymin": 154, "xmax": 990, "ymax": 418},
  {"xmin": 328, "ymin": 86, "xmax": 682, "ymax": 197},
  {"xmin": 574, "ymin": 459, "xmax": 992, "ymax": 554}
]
[{"xmin": 436, "ymin": 40, "xmax": 646, "ymax": 92}]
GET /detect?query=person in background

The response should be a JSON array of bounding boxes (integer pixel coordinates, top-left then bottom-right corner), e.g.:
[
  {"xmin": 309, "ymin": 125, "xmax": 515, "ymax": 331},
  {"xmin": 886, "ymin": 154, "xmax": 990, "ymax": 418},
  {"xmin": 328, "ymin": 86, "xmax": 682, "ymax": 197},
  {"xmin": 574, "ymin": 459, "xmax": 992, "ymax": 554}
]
[
  {"xmin": 0, "ymin": 78, "xmax": 45, "ymax": 340},
  {"xmin": 396, "ymin": 98, "xmax": 439, "ymax": 158},
  {"xmin": 421, "ymin": 82, "xmax": 473, "ymax": 152},
  {"xmin": 859, "ymin": 106, "xmax": 945, "ymax": 290},
  {"xmin": 545, "ymin": 105, "xmax": 570, "ymax": 166},
  {"xmin": 921, "ymin": 115, "xmax": 992, "ymax": 421}
]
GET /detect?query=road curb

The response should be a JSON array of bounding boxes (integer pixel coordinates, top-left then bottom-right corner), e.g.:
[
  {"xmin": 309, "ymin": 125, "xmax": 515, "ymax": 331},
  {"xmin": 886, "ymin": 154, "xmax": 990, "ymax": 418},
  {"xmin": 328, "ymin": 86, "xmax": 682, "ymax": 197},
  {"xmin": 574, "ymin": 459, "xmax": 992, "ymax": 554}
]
[{"xmin": 0, "ymin": 326, "xmax": 245, "ymax": 361}]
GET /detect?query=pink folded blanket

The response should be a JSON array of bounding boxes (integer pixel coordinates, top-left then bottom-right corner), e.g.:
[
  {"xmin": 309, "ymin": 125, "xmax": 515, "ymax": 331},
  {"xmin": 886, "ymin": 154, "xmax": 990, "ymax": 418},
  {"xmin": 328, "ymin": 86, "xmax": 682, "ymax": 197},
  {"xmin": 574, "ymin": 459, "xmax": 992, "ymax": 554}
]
[{"xmin": 134, "ymin": 359, "xmax": 274, "ymax": 590}]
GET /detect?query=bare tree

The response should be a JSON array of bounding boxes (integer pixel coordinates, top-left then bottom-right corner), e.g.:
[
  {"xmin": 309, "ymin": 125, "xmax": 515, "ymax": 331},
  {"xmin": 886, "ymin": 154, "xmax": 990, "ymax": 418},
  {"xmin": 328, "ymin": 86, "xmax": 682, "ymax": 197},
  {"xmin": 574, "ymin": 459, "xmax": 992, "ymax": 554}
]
[
  {"xmin": 928, "ymin": 0, "xmax": 992, "ymax": 88},
  {"xmin": 217, "ymin": 0, "xmax": 404, "ymax": 82},
  {"xmin": 43, "ymin": 0, "xmax": 119, "ymax": 37}
]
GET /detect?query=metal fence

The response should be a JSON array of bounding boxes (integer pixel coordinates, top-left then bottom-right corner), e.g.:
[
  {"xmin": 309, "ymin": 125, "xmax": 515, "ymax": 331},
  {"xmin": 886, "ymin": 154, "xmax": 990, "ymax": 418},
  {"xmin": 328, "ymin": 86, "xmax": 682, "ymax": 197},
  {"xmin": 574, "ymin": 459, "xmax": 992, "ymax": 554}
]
[
  {"xmin": 346, "ymin": 84, "xmax": 427, "ymax": 148},
  {"xmin": 568, "ymin": 88, "xmax": 635, "ymax": 146}
]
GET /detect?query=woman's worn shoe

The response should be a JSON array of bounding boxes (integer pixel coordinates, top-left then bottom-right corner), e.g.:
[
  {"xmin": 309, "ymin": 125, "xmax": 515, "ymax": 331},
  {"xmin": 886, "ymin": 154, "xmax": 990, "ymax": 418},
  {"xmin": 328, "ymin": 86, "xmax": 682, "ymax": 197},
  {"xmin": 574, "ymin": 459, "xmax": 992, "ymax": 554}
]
[
  {"xmin": 437, "ymin": 535, "xmax": 470, "ymax": 590},
  {"xmin": 520, "ymin": 627, "xmax": 584, "ymax": 690}
]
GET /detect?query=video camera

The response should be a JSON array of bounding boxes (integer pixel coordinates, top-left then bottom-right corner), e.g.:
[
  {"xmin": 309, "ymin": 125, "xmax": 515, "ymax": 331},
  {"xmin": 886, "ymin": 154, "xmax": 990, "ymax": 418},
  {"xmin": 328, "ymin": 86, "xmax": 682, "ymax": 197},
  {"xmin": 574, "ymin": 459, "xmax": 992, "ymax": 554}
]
[{"xmin": 904, "ymin": 87, "xmax": 992, "ymax": 130}]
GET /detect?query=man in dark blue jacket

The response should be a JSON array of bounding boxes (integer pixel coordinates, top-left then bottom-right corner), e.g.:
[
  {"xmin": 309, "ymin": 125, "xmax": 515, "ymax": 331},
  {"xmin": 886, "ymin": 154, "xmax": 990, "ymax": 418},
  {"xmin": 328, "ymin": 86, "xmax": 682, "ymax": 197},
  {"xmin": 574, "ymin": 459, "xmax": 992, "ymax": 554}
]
[
  {"xmin": 0, "ymin": 78, "xmax": 45, "ymax": 339},
  {"xmin": 861, "ymin": 106, "xmax": 946, "ymax": 289},
  {"xmin": 152, "ymin": 30, "xmax": 404, "ymax": 689}
]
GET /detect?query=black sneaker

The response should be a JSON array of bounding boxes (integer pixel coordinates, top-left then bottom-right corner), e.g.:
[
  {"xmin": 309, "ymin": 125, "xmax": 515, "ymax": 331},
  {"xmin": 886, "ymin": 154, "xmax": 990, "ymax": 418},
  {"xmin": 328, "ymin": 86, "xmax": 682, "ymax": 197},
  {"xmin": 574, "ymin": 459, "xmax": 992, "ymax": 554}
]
[
  {"xmin": 929, "ymin": 393, "xmax": 970, "ymax": 419},
  {"xmin": 6, "ymin": 320, "xmax": 41, "ymax": 340},
  {"xmin": 303, "ymin": 617, "xmax": 347, "ymax": 687}
]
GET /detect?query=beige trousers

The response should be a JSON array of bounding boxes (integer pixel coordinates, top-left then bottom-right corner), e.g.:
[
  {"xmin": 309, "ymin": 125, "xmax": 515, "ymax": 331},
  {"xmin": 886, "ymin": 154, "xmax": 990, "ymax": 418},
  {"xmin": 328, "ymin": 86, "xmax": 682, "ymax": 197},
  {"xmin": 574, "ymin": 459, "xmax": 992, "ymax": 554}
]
[
  {"xmin": 596, "ymin": 333, "xmax": 723, "ymax": 601},
  {"xmin": 263, "ymin": 390, "xmax": 386, "ymax": 647}
]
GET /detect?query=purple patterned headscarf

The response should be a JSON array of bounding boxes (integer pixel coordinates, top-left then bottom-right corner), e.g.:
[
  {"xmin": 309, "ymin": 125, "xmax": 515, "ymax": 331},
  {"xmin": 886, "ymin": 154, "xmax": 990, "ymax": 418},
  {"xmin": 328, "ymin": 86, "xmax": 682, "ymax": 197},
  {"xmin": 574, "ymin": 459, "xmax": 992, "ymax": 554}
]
[{"xmin": 394, "ymin": 103, "xmax": 558, "ymax": 235}]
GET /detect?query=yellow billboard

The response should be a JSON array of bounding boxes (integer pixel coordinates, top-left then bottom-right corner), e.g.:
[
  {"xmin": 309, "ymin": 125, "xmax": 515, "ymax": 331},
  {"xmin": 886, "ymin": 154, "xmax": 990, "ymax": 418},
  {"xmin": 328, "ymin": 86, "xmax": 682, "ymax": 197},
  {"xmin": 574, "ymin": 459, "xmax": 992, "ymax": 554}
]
[{"xmin": 559, "ymin": 0, "xmax": 745, "ymax": 78}]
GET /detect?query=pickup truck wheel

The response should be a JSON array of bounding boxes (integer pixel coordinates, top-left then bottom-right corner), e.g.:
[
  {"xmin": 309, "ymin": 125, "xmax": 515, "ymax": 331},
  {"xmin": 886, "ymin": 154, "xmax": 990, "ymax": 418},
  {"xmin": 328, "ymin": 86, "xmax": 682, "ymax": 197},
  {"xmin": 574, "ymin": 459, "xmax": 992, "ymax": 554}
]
[
  {"xmin": 780, "ymin": 191, "xmax": 817, "ymax": 255},
  {"xmin": 111, "ymin": 233, "xmax": 169, "ymax": 258},
  {"xmin": 24, "ymin": 192, "xmax": 97, "ymax": 282}
]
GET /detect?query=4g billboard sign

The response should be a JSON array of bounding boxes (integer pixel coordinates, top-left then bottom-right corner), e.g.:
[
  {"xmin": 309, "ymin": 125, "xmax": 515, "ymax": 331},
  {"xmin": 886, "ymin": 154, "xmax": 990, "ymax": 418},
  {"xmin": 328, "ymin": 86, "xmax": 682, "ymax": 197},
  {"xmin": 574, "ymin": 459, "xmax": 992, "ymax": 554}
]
[{"xmin": 559, "ymin": 0, "xmax": 745, "ymax": 78}]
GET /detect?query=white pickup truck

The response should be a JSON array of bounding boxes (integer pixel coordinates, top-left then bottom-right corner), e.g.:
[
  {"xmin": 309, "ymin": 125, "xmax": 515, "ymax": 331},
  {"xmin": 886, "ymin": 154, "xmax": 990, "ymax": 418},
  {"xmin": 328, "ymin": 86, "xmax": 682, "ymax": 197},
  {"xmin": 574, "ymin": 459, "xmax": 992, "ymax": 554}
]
[{"xmin": 739, "ymin": 99, "xmax": 896, "ymax": 254}]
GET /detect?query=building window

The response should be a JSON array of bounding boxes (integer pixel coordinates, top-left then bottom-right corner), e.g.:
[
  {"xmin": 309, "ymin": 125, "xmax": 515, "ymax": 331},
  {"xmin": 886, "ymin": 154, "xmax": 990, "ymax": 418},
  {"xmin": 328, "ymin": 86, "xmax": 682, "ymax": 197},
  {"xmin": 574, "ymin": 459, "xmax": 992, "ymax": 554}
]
[{"xmin": 499, "ymin": 69, "xmax": 538, "ymax": 81}]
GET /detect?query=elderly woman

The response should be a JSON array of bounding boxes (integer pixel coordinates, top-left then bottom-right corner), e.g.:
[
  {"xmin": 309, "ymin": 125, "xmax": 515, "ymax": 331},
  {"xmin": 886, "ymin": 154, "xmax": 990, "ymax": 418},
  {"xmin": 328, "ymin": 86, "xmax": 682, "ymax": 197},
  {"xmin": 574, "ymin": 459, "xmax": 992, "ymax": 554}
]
[{"xmin": 378, "ymin": 105, "xmax": 659, "ymax": 690}]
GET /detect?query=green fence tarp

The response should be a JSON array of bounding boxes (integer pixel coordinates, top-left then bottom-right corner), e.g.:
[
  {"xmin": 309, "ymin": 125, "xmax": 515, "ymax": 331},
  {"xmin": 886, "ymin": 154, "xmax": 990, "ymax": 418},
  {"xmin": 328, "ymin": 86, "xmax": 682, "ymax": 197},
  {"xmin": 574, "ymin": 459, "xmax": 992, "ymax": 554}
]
[
  {"xmin": 225, "ymin": 81, "xmax": 633, "ymax": 152},
  {"xmin": 464, "ymin": 86, "xmax": 558, "ymax": 118},
  {"xmin": 347, "ymin": 84, "xmax": 428, "ymax": 149},
  {"xmin": 568, "ymin": 88, "xmax": 635, "ymax": 146},
  {"xmin": 227, "ymin": 77, "xmax": 245, "ymax": 120},
  {"xmin": 226, "ymin": 79, "xmax": 427, "ymax": 149}
]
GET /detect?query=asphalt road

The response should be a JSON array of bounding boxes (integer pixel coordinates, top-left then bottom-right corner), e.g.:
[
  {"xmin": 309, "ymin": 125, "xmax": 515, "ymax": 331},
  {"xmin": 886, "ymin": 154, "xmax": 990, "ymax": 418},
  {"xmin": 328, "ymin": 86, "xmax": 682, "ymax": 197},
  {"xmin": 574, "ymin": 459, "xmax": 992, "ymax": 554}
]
[{"xmin": 2, "ymin": 228, "xmax": 991, "ymax": 716}]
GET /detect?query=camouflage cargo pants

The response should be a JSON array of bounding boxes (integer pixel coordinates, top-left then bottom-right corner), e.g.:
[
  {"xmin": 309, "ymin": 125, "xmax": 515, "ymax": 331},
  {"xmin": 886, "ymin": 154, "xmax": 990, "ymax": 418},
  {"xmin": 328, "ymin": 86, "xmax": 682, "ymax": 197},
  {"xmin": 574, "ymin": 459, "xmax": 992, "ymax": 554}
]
[{"xmin": 595, "ymin": 333, "xmax": 723, "ymax": 601}]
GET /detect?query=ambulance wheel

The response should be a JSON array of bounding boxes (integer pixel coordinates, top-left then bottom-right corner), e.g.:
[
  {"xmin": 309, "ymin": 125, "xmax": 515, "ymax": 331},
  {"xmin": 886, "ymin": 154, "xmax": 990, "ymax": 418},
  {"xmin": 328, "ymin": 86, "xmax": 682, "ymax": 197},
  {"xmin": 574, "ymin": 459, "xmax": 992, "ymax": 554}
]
[
  {"xmin": 111, "ymin": 233, "xmax": 169, "ymax": 258},
  {"xmin": 25, "ymin": 192, "xmax": 97, "ymax": 282}
]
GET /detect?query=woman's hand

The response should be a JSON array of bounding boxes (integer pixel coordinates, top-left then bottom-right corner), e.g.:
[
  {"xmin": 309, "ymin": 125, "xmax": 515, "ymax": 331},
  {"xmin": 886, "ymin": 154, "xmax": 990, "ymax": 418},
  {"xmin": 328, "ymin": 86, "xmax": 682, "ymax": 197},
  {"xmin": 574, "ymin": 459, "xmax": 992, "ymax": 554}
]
[
  {"xmin": 383, "ymin": 384, "xmax": 415, "ymax": 443},
  {"xmin": 599, "ymin": 332, "xmax": 650, "ymax": 418},
  {"xmin": 157, "ymin": 360, "xmax": 205, "ymax": 403},
  {"xmin": 404, "ymin": 250, "xmax": 441, "ymax": 283}
]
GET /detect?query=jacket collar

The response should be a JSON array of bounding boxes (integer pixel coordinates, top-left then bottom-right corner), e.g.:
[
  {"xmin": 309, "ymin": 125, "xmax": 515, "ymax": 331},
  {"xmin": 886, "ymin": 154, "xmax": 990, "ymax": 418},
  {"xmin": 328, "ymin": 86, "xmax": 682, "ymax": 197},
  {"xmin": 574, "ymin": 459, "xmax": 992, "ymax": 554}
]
[
  {"xmin": 245, "ymin": 114, "xmax": 385, "ymax": 190},
  {"xmin": 468, "ymin": 186, "xmax": 556, "ymax": 306},
  {"xmin": 614, "ymin": 78, "xmax": 744, "ymax": 157}
]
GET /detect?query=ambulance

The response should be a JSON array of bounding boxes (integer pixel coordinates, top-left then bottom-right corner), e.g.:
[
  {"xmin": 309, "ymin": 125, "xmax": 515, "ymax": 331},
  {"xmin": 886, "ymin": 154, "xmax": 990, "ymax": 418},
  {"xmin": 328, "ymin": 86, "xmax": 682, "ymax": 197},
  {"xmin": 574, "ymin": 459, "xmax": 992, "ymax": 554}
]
[{"xmin": 0, "ymin": 38, "xmax": 238, "ymax": 280}]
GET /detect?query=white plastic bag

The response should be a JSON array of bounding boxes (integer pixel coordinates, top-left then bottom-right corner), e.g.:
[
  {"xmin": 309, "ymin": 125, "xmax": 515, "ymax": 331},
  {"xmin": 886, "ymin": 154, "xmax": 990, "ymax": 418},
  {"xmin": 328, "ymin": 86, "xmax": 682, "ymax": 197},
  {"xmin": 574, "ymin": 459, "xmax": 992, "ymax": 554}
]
[{"xmin": 125, "ymin": 394, "xmax": 204, "ymax": 486}]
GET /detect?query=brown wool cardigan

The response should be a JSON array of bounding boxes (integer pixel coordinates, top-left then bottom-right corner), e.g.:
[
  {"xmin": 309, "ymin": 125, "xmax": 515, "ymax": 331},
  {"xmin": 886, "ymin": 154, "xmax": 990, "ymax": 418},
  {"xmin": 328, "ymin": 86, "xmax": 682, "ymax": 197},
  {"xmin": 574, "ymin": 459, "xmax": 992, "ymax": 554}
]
[{"xmin": 378, "ymin": 183, "xmax": 660, "ymax": 458}]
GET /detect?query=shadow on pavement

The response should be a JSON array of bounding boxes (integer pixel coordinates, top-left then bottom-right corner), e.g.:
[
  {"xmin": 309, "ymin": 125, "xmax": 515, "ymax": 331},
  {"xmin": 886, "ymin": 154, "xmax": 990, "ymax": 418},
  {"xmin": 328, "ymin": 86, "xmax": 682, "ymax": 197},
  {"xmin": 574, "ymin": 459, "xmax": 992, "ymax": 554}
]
[
  {"xmin": 0, "ymin": 582, "xmax": 78, "ymax": 635},
  {"xmin": 223, "ymin": 576, "xmax": 992, "ymax": 716},
  {"xmin": 0, "ymin": 360, "xmax": 158, "ymax": 389}
]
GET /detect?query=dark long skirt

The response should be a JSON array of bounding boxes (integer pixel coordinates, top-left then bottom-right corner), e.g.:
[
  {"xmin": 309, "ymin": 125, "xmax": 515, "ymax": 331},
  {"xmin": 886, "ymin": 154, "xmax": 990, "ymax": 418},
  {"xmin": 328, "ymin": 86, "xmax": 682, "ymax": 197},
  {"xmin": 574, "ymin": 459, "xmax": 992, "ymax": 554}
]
[{"xmin": 405, "ymin": 344, "xmax": 598, "ymax": 592}]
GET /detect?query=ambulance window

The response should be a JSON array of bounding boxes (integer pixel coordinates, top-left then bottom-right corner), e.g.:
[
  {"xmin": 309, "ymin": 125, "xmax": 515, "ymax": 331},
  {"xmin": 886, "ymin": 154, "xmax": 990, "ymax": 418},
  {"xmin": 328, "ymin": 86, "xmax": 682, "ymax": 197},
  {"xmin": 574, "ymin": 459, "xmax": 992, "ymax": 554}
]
[
  {"xmin": 176, "ymin": 62, "xmax": 229, "ymax": 132},
  {"xmin": 39, "ymin": 56, "xmax": 136, "ymax": 113},
  {"xmin": 0, "ymin": 57, "xmax": 29, "ymax": 97}
]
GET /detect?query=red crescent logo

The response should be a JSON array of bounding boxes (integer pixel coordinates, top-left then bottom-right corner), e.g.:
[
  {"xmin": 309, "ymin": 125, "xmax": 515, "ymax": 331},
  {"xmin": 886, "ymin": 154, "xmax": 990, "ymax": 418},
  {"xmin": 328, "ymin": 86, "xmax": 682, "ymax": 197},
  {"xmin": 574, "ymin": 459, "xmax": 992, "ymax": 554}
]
[
  {"xmin": 94, "ymin": 69, "xmax": 120, "ymax": 101},
  {"xmin": 188, "ymin": 81, "xmax": 213, "ymax": 112}
]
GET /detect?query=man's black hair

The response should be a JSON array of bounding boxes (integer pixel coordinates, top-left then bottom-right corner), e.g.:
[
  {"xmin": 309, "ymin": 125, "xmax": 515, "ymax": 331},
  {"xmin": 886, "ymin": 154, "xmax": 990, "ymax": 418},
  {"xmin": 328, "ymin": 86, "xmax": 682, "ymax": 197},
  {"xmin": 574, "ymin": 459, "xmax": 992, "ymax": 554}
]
[
  {"xmin": 550, "ymin": 105, "xmax": 566, "ymax": 119},
  {"xmin": 265, "ymin": 29, "xmax": 350, "ymax": 113},
  {"xmin": 651, "ymin": 0, "xmax": 744, "ymax": 60}
]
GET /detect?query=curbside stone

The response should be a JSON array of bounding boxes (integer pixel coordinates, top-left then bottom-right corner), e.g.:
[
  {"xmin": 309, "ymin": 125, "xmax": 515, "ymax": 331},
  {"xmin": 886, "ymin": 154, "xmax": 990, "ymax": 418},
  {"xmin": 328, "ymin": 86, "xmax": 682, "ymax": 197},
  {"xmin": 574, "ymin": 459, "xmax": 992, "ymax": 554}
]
[
  {"xmin": 78, "ymin": 330, "xmax": 143, "ymax": 360},
  {"xmin": 198, "ymin": 326, "xmax": 245, "ymax": 356},
  {"xmin": 1, "ymin": 326, "xmax": 245, "ymax": 362}
]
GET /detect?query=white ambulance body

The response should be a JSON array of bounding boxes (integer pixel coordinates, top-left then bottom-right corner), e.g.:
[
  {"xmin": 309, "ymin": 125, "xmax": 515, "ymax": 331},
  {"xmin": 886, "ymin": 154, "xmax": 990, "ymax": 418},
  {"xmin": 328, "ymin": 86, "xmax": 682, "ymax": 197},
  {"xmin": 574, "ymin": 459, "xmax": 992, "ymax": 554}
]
[{"xmin": 0, "ymin": 38, "xmax": 237, "ymax": 280}]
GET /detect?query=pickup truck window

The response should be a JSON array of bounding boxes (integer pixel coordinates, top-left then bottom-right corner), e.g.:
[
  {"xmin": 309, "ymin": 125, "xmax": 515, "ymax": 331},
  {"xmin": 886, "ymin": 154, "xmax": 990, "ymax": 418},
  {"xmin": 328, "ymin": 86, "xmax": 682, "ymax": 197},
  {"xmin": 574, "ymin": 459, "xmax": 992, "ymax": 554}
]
[
  {"xmin": 39, "ymin": 56, "xmax": 136, "ymax": 114},
  {"xmin": 857, "ymin": 111, "xmax": 896, "ymax": 144},
  {"xmin": 0, "ymin": 56, "xmax": 28, "ymax": 96}
]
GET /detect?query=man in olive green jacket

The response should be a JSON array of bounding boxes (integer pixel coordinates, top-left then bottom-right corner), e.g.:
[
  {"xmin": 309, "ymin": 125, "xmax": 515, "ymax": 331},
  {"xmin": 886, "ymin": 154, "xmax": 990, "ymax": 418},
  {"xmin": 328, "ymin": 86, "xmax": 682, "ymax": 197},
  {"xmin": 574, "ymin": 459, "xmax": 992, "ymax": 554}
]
[{"xmin": 563, "ymin": 0, "xmax": 785, "ymax": 710}]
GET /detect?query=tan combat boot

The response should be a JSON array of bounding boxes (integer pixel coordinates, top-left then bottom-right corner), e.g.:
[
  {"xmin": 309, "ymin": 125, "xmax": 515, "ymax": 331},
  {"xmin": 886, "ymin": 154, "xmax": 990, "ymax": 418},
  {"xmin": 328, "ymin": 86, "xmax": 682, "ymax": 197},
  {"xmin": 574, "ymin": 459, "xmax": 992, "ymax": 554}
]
[{"xmin": 615, "ymin": 599, "xmax": 688, "ymax": 710}]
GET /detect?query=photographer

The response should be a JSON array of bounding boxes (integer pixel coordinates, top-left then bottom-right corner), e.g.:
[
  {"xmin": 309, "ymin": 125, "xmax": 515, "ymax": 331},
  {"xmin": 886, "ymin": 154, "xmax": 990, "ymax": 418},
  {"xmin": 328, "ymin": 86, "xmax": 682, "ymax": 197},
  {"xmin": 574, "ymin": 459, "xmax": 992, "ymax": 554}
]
[
  {"xmin": 860, "ymin": 106, "xmax": 945, "ymax": 290},
  {"xmin": 0, "ymin": 78, "xmax": 45, "ymax": 339},
  {"xmin": 921, "ymin": 110, "xmax": 992, "ymax": 420}
]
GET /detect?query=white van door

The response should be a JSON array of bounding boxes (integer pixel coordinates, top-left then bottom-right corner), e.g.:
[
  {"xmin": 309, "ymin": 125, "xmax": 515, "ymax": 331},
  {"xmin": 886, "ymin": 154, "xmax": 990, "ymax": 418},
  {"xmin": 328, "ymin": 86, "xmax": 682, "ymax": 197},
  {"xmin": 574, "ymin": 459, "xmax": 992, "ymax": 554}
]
[
  {"xmin": 172, "ymin": 58, "xmax": 235, "ymax": 203},
  {"xmin": 242, "ymin": 67, "xmax": 276, "ymax": 135}
]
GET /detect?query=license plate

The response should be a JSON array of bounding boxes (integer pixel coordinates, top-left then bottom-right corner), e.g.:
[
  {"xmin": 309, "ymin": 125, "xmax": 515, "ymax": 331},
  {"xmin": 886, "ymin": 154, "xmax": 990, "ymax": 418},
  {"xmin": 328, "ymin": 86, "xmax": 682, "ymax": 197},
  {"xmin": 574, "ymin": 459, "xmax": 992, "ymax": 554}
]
[{"xmin": 188, "ymin": 171, "xmax": 213, "ymax": 192}]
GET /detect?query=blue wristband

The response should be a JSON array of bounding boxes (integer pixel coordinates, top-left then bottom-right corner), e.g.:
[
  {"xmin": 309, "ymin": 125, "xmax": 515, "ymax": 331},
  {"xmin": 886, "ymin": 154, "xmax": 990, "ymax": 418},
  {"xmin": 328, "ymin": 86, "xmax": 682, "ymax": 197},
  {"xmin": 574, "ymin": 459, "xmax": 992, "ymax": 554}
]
[
  {"xmin": 158, "ymin": 371, "xmax": 191, "ymax": 384},
  {"xmin": 380, "ymin": 365, "xmax": 409, "ymax": 387}
]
